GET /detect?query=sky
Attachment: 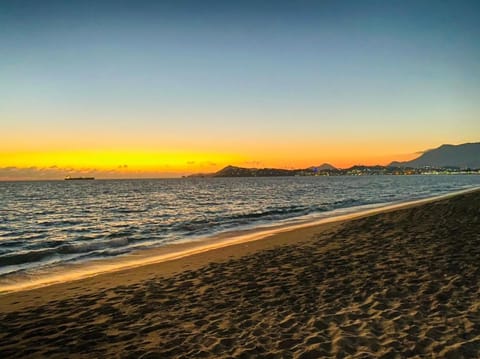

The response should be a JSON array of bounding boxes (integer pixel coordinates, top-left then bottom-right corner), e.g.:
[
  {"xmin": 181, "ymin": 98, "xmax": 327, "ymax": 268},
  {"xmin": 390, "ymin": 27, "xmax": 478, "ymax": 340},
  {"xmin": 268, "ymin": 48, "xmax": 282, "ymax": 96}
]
[{"xmin": 1, "ymin": 0, "xmax": 479, "ymax": 179}]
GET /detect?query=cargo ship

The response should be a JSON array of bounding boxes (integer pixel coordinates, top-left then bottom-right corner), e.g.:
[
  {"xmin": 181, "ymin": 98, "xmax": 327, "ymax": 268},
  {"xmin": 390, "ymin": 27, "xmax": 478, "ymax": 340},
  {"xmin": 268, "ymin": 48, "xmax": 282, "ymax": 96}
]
[{"xmin": 64, "ymin": 176, "xmax": 95, "ymax": 180}]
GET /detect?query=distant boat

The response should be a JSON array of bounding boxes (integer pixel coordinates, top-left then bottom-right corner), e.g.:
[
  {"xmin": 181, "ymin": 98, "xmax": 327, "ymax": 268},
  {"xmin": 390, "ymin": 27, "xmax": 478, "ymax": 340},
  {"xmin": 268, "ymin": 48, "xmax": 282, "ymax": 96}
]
[{"xmin": 64, "ymin": 176, "xmax": 95, "ymax": 181}]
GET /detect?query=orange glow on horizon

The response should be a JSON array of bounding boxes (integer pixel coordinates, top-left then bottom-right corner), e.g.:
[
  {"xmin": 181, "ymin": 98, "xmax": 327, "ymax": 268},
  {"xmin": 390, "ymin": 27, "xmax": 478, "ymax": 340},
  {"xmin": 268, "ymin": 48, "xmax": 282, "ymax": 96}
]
[
  {"xmin": 0, "ymin": 146, "xmax": 420, "ymax": 178},
  {"xmin": 0, "ymin": 150, "xmax": 246, "ymax": 174}
]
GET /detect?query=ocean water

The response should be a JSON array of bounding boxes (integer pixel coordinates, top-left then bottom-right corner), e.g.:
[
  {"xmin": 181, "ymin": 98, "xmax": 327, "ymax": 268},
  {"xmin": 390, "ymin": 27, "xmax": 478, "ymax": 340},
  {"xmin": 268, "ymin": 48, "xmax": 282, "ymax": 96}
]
[{"xmin": 1, "ymin": 175, "xmax": 479, "ymax": 280}]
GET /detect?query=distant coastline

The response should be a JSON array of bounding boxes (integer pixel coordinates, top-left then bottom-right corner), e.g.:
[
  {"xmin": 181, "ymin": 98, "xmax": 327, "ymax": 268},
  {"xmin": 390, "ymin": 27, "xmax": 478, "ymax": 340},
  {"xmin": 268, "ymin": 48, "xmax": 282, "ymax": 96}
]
[
  {"xmin": 188, "ymin": 165, "xmax": 480, "ymax": 178},
  {"xmin": 190, "ymin": 142, "xmax": 480, "ymax": 178}
]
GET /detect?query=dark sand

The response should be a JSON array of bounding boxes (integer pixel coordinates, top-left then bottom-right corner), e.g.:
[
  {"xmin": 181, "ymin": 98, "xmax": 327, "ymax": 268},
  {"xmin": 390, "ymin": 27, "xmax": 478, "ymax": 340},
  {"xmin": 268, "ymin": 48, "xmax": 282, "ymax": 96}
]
[{"xmin": 1, "ymin": 190, "xmax": 480, "ymax": 358}]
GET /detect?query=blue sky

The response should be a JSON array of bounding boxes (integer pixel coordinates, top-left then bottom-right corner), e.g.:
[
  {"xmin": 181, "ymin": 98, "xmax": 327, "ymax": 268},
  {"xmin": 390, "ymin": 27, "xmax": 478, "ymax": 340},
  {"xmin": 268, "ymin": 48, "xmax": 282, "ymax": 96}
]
[{"xmin": 1, "ymin": 0, "xmax": 479, "ymax": 178}]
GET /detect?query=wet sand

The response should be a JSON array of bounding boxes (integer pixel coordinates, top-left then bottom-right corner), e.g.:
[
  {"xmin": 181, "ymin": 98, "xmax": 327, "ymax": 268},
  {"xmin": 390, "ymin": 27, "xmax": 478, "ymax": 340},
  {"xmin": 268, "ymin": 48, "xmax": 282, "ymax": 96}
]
[{"xmin": 1, "ymin": 189, "xmax": 480, "ymax": 358}]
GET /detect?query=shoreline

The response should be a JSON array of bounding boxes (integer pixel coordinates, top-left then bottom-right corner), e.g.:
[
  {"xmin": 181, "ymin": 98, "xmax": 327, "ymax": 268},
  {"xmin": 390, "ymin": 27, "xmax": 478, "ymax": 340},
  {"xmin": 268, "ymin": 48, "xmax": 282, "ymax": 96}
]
[
  {"xmin": 1, "ymin": 187, "xmax": 479, "ymax": 357},
  {"xmin": 1, "ymin": 186, "xmax": 479, "ymax": 295}
]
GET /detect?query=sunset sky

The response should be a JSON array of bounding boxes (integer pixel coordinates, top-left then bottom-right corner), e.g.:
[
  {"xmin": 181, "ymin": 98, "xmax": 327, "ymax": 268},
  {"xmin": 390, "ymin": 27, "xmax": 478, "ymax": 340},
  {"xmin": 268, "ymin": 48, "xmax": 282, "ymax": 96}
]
[{"xmin": 1, "ymin": 0, "xmax": 479, "ymax": 179}]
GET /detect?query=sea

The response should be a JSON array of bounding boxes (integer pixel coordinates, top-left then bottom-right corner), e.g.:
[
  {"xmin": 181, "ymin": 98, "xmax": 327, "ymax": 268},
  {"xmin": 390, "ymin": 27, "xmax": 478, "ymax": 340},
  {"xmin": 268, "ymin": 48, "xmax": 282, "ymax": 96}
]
[{"xmin": 1, "ymin": 175, "xmax": 479, "ymax": 286}]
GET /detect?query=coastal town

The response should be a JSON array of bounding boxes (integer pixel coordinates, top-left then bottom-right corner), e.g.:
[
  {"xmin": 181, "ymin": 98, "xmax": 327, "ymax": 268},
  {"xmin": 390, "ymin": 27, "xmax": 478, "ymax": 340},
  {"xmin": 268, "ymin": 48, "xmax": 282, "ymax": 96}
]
[{"xmin": 190, "ymin": 164, "xmax": 480, "ymax": 178}]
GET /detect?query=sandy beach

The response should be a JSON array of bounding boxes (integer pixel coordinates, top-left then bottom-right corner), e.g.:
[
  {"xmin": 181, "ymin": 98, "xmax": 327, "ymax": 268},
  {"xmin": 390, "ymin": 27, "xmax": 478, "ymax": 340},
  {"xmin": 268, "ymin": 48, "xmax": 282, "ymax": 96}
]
[{"xmin": 1, "ymin": 189, "xmax": 480, "ymax": 358}]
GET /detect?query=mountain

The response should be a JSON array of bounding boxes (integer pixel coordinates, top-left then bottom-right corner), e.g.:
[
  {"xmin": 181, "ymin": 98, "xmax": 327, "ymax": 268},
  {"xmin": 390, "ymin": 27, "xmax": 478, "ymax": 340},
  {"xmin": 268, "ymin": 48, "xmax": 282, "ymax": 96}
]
[
  {"xmin": 310, "ymin": 163, "xmax": 337, "ymax": 171},
  {"xmin": 389, "ymin": 143, "xmax": 480, "ymax": 169}
]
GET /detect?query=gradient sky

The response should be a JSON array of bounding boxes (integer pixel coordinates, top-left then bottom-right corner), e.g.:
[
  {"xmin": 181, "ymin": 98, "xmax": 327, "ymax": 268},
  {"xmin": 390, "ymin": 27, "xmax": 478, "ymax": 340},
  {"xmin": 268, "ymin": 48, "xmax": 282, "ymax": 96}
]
[{"xmin": 1, "ymin": 0, "xmax": 479, "ymax": 179}]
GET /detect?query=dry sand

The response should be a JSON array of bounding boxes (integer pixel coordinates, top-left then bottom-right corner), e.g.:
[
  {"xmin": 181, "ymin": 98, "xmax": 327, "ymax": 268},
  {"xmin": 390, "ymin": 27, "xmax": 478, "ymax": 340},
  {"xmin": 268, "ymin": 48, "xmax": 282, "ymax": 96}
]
[{"xmin": 1, "ymin": 189, "xmax": 480, "ymax": 358}]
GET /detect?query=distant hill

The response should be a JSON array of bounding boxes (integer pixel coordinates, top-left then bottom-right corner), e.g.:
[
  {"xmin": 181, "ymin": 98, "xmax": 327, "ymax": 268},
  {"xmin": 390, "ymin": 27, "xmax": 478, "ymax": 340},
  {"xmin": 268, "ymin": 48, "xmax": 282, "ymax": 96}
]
[
  {"xmin": 213, "ymin": 165, "xmax": 294, "ymax": 177},
  {"xmin": 208, "ymin": 164, "xmax": 341, "ymax": 177},
  {"xmin": 390, "ymin": 143, "xmax": 480, "ymax": 169},
  {"xmin": 346, "ymin": 165, "xmax": 387, "ymax": 171},
  {"xmin": 310, "ymin": 163, "xmax": 337, "ymax": 171}
]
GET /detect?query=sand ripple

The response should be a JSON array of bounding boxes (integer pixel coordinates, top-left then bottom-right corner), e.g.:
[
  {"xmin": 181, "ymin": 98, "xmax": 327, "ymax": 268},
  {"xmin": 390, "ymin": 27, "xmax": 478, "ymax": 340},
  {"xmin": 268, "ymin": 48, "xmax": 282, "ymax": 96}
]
[{"xmin": 1, "ymin": 191, "xmax": 480, "ymax": 358}]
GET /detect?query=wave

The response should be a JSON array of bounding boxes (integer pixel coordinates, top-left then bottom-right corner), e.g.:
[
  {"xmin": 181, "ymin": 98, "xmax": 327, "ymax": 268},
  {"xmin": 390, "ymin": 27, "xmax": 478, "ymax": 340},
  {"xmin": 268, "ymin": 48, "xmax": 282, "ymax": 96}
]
[
  {"xmin": 57, "ymin": 237, "xmax": 129, "ymax": 255},
  {"xmin": 36, "ymin": 219, "xmax": 84, "ymax": 227},
  {"xmin": 0, "ymin": 203, "xmax": 348, "ymax": 268},
  {"xmin": 0, "ymin": 237, "xmax": 131, "ymax": 268},
  {"xmin": 0, "ymin": 248, "xmax": 57, "ymax": 267}
]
